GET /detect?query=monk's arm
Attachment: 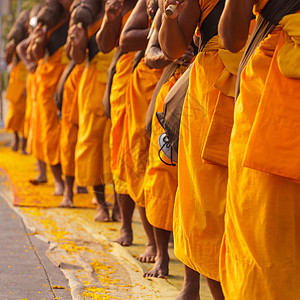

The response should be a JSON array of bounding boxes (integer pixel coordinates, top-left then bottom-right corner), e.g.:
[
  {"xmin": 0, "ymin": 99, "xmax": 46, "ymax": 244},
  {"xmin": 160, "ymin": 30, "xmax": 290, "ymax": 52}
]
[
  {"xmin": 158, "ymin": 0, "xmax": 200, "ymax": 60},
  {"xmin": 5, "ymin": 40, "xmax": 16, "ymax": 65},
  {"xmin": 65, "ymin": 24, "xmax": 88, "ymax": 64},
  {"xmin": 144, "ymin": 10, "xmax": 171, "ymax": 69},
  {"xmin": 218, "ymin": 0, "xmax": 254, "ymax": 52},
  {"xmin": 119, "ymin": 0, "xmax": 149, "ymax": 52},
  {"xmin": 16, "ymin": 36, "xmax": 37, "ymax": 72},
  {"xmin": 96, "ymin": 0, "xmax": 123, "ymax": 53}
]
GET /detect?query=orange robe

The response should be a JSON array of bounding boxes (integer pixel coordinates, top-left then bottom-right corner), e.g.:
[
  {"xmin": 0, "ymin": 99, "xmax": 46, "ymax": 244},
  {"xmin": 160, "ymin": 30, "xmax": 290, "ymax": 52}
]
[
  {"xmin": 120, "ymin": 58, "xmax": 163, "ymax": 206},
  {"xmin": 110, "ymin": 52, "xmax": 135, "ymax": 194},
  {"xmin": 5, "ymin": 61, "xmax": 28, "ymax": 134},
  {"xmin": 220, "ymin": 5, "xmax": 300, "ymax": 298},
  {"xmin": 60, "ymin": 63, "xmax": 85, "ymax": 176},
  {"xmin": 110, "ymin": 10, "xmax": 135, "ymax": 195},
  {"xmin": 173, "ymin": 0, "xmax": 246, "ymax": 281},
  {"xmin": 75, "ymin": 20, "xmax": 115, "ymax": 187},
  {"xmin": 144, "ymin": 69, "xmax": 184, "ymax": 231},
  {"xmin": 32, "ymin": 46, "xmax": 68, "ymax": 165}
]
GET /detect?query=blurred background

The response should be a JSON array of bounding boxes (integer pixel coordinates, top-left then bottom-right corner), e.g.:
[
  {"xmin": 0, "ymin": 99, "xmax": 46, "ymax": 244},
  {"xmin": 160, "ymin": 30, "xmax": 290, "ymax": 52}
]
[{"xmin": 0, "ymin": 0, "xmax": 41, "ymax": 127}]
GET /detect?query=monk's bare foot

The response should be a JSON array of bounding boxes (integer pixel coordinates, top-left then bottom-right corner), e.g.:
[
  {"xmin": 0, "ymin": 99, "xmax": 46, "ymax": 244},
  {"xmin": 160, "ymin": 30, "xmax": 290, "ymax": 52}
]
[
  {"xmin": 59, "ymin": 195, "xmax": 74, "ymax": 208},
  {"xmin": 53, "ymin": 182, "xmax": 64, "ymax": 196},
  {"xmin": 75, "ymin": 185, "xmax": 88, "ymax": 194},
  {"xmin": 174, "ymin": 289, "xmax": 200, "ymax": 300},
  {"xmin": 94, "ymin": 205, "xmax": 110, "ymax": 222},
  {"xmin": 137, "ymin": 244, "xmax": 156, "ymax": 263},
  {"xmin": 112, "ymin": 205, "xmax": 121, "ymax": 222},
  {"xmin": 29, "ymin": 175, "xmax": 47, "ymax": 185},
  {"xmin": 143, "ymin": 255, "xmax": 169, "ymax": 278},
  {"xmin": 11, "ymin": 140, "xmax": 18, "ymax": 152},
  {"xmin": 114, "ymin": 228, "xmax": 133, "ymax": 246}
]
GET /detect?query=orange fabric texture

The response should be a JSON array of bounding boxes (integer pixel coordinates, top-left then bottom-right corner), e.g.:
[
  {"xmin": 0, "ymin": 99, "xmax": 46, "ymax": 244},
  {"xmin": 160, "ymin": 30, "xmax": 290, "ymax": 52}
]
[
  {"xmin": 120, "ymin": 58, "xmax": 163, "ymax": 206},
  {"xmin": 60, "ymin": 63, "xmax": 85, "ymax": 177},
  {"xmin": 110, "ymin": 52, "xmax": 135, "ymax": 194},
  {"xmin": 5, "ymin": 61, "xmax": 28, "ymax": 134},
  {"xmin": 174, "ymin": 34, "xmax": 241, "ymax": 281},
  {"xmin": 144, "ymin": 74, "xmax": 178, "ymax": 231},
  {"xmin": 75, "ymin": 50, "xmax": 115, "ymax": 186},
  {"xmin": 32, "ymin": 46, "xmax": 68, "ymax": 165},
  {"xmin": 220, "ymin": 24, "xmax": 300, "ymax": 299}
]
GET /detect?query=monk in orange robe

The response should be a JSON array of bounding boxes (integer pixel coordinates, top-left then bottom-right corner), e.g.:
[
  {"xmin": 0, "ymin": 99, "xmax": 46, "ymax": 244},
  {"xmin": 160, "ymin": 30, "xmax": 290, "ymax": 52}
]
[
  {"xmin": 28, "ymin": 0, "xmax": 73, "ymax": 194},
  {"xmin": 67, "ymin": 3, "xmax": 117, "ymax": 220},
  {"xmin": 118, "ymin": 0, "xmax": 166, "ymax": 263},
  {"xmin": 5, "ymin": 11, "xmax": 29, "ymax": 153},
  {"xmin": 219, "ymin": 1, "xmax": 300, "ymax": 299},
  {"xmin": 159, "ymin": 0, "xmax": 248, "ymax": 297},
  {"xmin": 96, "ymin": 0, "xmax": 137, "ymax": 242}
]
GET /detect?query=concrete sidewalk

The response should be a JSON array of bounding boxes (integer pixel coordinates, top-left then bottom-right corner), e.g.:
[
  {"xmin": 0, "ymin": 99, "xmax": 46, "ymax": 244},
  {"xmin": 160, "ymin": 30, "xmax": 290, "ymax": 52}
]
[{"xmin": 0, "ymin": 175, "xmax": 72, "ymax": 300}]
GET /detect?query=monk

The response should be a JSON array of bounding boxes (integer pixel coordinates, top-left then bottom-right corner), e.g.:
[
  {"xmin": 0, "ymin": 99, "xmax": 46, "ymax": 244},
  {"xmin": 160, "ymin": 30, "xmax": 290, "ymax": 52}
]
[
  {"xmin": 96, "ymin": 0, "xmax": 137, "ymax": 243},
  {"xmin": 118, "ymin": 0, "xmax": 165, "ymax": 263},
  {"xmin": 68, "ymin": 0, "xmax": 118, "ymax": 221},
  {"xmin": 159, "ymin": 0, "xmax": 249, "ymax": 297},
  {"xmin": 143, "ymin": 8, "xmax": 194, "ymax": 278},
  {"xmin": 27, "ymin": 0, "xmax": 73, "ymax": 195},
  {"xmin": 5, "ymin": 11, "xmax": 29, "ymax": 153},
  {"xmin": 218, "ymin": 1, "xmax": 300, "ymax": 299}
]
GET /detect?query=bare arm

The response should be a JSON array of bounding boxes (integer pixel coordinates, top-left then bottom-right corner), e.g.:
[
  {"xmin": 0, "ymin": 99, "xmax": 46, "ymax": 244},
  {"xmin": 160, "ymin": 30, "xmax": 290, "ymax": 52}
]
[
  {"xmin": 5, "ymin": 40, "xmax": 16, "ymax": 65},
  {"xmin": 16, "ymin": 36, "xmax": 37, "ymax": 72},
  {"xmin": 65, "ymin": 23, "xmax": 88, "ymax": 64},
  {"xmin": 144, "ymin": 10, "xmax": 172, "ymax": 69},
  {"xmin": 218, "ymin": 0, "xmax": 254, "ymax": 52},
  {"xmin": 119, "ymin": 0, "xmax": 149, "ymax": 52},
  {"xmin": 96, "ymin": 0, "xmax": 124, "ymax": 53},
  {"xmin": 158, "ymin": 0, "xmax": 200, "ymax": 60}
]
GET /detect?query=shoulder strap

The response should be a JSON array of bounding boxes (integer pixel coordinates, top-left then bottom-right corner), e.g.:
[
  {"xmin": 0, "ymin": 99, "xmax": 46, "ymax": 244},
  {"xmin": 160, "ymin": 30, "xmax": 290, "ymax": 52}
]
[
  {"xmin": 235, "ymin": 0, "xmax": 300, "ymax": 99},
  {"xmin": 199, "ymin": 0, "xmax": 225, "ymax": 51},
  {"xmin": 48, "ymin": 21, "xmax": 69, "ymax": 57}
]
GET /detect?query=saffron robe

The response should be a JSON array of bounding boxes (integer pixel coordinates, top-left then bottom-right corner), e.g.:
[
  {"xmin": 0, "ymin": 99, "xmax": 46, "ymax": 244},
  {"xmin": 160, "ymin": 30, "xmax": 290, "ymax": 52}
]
[
  {"xmin": 220, "ymin": 6, "xmax": 300, "ymax": 299},
  {"xmin": 5, "ymin": 61, "xmax": 28, "ymax": 134}
]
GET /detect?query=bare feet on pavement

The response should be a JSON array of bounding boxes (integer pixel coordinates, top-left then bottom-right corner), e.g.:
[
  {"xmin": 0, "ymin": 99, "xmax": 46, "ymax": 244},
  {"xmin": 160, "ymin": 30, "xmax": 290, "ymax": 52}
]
[
  {"xmin": 114, "ymin": 228, "xmax": 133, "ymax": 246},
  {"xmin": 137, "ymin": 244, "xmax": 156, "ymax": 263},
  {"xmin": 94, "ymin": 204, "xmax": 110, "ymax": 222},
  {"xmin": 59, "ymin": 194, "xmax": 74, "ymax": 208},
  {"xmin": 112, "ymin": 204, "xmax": 121, "ymax": 222},
  {"xmin": 143, "ymin": 255, "xmax": 169, "ymax": 278}
]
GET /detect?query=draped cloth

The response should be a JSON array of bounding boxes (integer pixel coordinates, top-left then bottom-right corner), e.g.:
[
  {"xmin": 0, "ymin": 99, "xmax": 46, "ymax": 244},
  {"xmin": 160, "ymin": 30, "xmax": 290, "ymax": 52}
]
[
  {"xmin": 60, "ymin": 63, "xmax": 85, "ymax": 177},
  {"xmin": 5, "ymin": 61, "xmax": 28, "ymax": 134},
  {"xmin": 32, "ymin": 47, "xmax": 68, "ymax": 165},
  {"xmin": 75, "ymin": 50, "xmax": 115, "ymax": 186},
  {"xmin": 144, "ymin": 72, "xmax": 181, "ymax": 231},
  {"xmin": 174, "ymin": 33, "xmax": 241, "ymax": 281},
  {"xmin": 120, "ymin": 58, "xmax": 163, "ymax": 206},
  {"xmin": 220, "ymin": 8, "xmax": 300, "ymax": 299}
]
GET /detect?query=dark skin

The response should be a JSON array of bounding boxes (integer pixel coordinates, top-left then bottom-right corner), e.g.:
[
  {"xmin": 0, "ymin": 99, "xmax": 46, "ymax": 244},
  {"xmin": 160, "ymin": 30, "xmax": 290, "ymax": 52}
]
[
  {"xmin": 159, "ymin": 0, "xmax": 224, "ymax": 298},
  {"xmin": 143, "ymin": 7, "xmax": 193, "ymax": 278},
  {"xmin": 96, "ymin": 0, "xmax": 137, "ymax": 53},
  {"xmin": 218, "ymin": 0, "xmax": 254, "ymax": 52},
  {"xmin": 119, "ymin": 0, "xmax": 150, "ymax": 52}
]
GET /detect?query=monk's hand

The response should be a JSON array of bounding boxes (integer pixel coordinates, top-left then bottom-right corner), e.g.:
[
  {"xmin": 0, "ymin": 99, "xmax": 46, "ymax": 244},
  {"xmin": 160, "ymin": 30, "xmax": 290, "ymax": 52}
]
[
  {"xmin": 29, "ymin": 23, "xmax": 47, "ymax": 61},
  {"xmin": 175, "ymin": 45, "xmax": 194, "ymax": 66},
  {"xmin": 68, "ymin": 23, "xmax": 87, "ymax": 47},
  {"xmin": 105, "ymin": 0, "xmax": 124, "ymax": 21},
  {"xmin": 163, "ymin": 0, "xmax": 188, "ymax": 19},
  {"xmin": 5, "ymin": 40, "xmax": 16, "ymax": 64}
]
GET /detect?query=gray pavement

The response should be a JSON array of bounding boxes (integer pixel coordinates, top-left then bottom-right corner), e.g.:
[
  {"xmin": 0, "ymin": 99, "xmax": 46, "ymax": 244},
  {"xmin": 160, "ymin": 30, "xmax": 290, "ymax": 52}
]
[{"xmin": 0, "ymin": 177, "xmax": 72, "ymax": 300}]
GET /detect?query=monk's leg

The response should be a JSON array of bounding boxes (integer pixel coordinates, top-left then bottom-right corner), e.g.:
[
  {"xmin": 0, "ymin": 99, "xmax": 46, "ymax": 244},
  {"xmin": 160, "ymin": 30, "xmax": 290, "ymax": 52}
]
[
  {"xmin": 206, "ymin": 278, "xmax": 224, "ymax": 300},
  {"xmin": 112, "ymin": 189, "xmax": 121, "ymax": 222},
  {"xmin": 11, "ymin": 131, "xmax": 19, "ymax": 151},
  {"xmin": 175, "ymin": 265, "xmax": 200, "ymax": 300},
  {"xmin": 50, "ymin": 164, "xmax": 64, "ymax": 196},
  {"xmin": 21, "ymin": 137, "xmax": 27, "ymax": 154},
  {"xmin": 137, "ymin": 205, "xmax": 156, "ymax": 263},
  {"xmin": 144, "ymin": 227, "xmax": 170, "ymax": 278},
  {"xmin": 59, "ymin": 175, "xmax": 75, "ymax": 208},
  {"xmin": 114, "ymin": 193, "xmax": 135, "ymax": 246},
  {"xmin": 93, "ymin": 185, "xmax": 110, "ymax": 222},
  {"xmin": 75, "ymin": 184, "xmax": 88, "ymax": 194},
  {"xmin": 30, "ymin": 159, "xmax": 47, "ymax": 184}
]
